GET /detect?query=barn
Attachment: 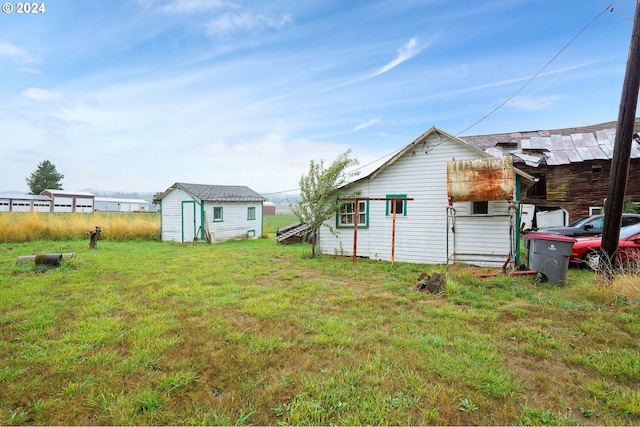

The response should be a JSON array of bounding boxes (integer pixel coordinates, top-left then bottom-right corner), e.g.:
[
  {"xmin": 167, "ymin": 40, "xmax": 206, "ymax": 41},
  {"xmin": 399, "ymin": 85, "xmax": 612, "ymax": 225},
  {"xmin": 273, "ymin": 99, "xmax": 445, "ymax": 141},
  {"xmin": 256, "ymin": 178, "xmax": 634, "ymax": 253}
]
[
  {"xmin": 40, "ymin": 189, "xmax": 95, "ymax": 213},
  {"xmin": 463, "ymin": 118, "xmax": 640, "ymax": 223},
  {"xmin": 317, "ymin": 127, "xmax": 535, "ymax": 267},
  {"xmin": 94, "ymin": 197, "xmax": 151, "ymax": 212},
  {"xmin": 0, "ymin": 194, "xmax": 51, "ymax": 212},
  {"xmin": 156, "ymin": 182, "xmax": 266, "ymax": 243}
]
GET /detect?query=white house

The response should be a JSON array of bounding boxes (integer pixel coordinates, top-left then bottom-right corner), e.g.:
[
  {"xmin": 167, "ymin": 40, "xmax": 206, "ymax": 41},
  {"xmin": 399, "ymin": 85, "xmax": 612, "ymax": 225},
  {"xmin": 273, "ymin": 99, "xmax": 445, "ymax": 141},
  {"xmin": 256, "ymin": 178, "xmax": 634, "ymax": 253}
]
[
  {"xmin": 40, "ymin": 189, "xmax": 95, "ymax": 213},
  {"xmin": 318, "ymin": 127, "xmax": 535, "ymax": 267},
  {"xmin": 156, "ymin": 182, "xmax": 266, "ymax": 243}
]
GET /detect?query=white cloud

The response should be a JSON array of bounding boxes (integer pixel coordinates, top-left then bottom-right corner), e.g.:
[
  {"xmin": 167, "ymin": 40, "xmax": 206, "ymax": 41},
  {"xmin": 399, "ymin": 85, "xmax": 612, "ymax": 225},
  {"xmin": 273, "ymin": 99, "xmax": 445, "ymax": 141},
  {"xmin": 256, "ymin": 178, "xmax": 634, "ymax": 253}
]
[
  {"xmin": 22, "ymin": 88, "xmax": 64, "ymax": 102},
  {"xmin": 0, "ymin": 41, "xmax": 40, "ymax": 64},
  {"xmin": 206, "ymin": 12, "xmax": 293, "ymax": 36},
  {"xmin": 508, "ymin": 95, "xmax": 564, "ymax": 111},
  {"xmin": 354, "ymin": 117, "xmax": 381, "ymax": 132},
  {"xmin": 138, "ymin": 0, "xmax": 225, "ymax": 13},
  {"xmin": 373, "ymin": 37, "xmax": 425, "ymax": 77}
]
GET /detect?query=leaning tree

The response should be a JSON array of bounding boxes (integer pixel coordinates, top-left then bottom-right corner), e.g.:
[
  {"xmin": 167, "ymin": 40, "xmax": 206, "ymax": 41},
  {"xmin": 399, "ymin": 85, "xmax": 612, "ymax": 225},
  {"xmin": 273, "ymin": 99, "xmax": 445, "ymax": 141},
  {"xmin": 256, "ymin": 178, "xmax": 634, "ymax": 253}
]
[
  {"xmin": 26, "ymin": 160, "xmax": 64, "ymax": 195},
  {"xmin": 290, "ymin": 150, "xmax": 359, "ymax": 258}
]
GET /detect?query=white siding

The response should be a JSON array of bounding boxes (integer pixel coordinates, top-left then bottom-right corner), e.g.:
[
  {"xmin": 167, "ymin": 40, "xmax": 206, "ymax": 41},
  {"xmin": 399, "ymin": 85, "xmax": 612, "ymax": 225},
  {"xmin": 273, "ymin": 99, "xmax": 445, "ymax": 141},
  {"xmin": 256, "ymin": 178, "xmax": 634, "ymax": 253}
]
[
  {"xmin": 318, "ymin": 132, "xmax": 515, "ymax": 267},
  {"xmin": 204, "ymin": 201, "xmax": 263, "ymax": 242},
  {"xmin": 450, "ymin": 200, "xmax": 514, "ymax": 265},
  {"xmin": 160, "ymin": 188, "xmax": 200, "ymax": 242},
  {"xmin": 0, "ymin": 199, "xmax": 10, "ymax": 212},
  {"xmin": 160, "ymin": 189, "xmax": 263, "ymax": 243}
]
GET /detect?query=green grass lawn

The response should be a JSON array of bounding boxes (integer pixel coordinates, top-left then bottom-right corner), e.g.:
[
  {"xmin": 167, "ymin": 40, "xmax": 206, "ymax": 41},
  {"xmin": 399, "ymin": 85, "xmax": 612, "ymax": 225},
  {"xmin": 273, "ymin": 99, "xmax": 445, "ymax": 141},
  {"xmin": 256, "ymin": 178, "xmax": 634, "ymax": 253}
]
[{"xmin": 0, "ymin": 225, "xmax": 639, "ymax": 425}]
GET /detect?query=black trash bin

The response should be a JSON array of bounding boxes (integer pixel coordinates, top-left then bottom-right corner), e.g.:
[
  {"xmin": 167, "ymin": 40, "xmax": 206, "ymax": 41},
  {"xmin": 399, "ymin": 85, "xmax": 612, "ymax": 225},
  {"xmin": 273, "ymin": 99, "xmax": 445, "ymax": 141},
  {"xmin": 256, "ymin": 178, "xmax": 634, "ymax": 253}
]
[{"xmin": 524, "ymin": 233, "xmax": 576, "ymax": 286}]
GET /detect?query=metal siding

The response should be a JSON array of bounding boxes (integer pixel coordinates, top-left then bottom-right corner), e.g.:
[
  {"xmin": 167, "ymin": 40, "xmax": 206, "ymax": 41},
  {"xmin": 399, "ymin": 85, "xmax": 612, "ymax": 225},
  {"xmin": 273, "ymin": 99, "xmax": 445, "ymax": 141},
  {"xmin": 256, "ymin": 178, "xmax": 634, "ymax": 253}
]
[
  {"xmin": 446, "ymin": 157, "xmax": 514, "ymax": 202},
  {"xmin": 53, "ymin": 196, "xmax": 73, "ymax": 213}
]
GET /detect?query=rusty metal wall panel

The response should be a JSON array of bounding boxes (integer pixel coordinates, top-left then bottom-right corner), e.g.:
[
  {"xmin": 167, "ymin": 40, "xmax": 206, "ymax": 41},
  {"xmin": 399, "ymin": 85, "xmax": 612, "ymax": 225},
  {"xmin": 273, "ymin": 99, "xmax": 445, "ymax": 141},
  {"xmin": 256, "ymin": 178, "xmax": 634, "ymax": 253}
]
[{"xmin": 447, "ymin": 156, "xmax": 514, "ymax": 202}]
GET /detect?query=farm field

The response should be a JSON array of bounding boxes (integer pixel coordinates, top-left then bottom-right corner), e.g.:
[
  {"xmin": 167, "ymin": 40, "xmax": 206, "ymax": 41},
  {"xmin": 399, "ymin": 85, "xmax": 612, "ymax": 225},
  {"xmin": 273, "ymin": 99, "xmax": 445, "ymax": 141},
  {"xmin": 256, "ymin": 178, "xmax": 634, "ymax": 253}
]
[{"xmin": 0, "ymin": 214, "xmax": 639, "ymax": 425}]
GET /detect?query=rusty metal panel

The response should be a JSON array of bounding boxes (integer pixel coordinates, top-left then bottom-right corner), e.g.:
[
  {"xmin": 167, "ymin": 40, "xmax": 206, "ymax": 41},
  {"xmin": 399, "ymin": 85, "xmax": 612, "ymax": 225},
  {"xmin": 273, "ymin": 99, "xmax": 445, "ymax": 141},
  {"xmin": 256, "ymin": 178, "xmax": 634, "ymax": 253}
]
[
  {"xmin": 546, "ymin": 150, "xmax": 570, "ymax": 166},
  {"xmin": 447, "ymin": 156, "xmax": 514, "ymax": 202}
]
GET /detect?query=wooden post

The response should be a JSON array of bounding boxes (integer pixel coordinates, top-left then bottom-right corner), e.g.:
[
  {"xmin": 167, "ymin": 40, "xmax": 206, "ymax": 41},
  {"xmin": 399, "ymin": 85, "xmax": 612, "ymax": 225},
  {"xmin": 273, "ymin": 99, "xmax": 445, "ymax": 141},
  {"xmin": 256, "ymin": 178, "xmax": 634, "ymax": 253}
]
[
  {"xmin": 391, "ymin": 199, "xmax": 397, "ymax": 267},
  {"xmin": 353, "ymin": 199, "xmax": 359, "ymax": 266},
  {"xmin": 601, "ymin": 0, "xmax": 640, "ymax": 273},
  {"xmin": 89, "ymin": 226, "xmax": 101, "ymax": 250}
]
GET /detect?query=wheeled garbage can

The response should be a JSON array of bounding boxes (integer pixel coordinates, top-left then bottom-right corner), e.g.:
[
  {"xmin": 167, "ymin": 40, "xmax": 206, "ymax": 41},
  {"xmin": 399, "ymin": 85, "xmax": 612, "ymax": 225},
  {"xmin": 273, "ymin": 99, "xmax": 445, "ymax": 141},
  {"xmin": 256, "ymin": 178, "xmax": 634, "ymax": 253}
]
[{"xmin": 524, "ymin": 233, "xmax": 576, "ymax": 286}]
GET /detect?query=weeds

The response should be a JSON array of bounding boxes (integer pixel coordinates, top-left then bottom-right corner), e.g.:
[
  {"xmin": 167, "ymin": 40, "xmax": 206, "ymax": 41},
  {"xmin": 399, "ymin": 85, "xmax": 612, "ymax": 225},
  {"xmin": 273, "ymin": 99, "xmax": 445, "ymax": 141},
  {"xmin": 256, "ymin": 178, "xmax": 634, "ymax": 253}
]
[
  {"xmin": 0, "ymin": 229, "xmax": 639, "ymax": 424},
  {"xmin": 0, "ymin": 212, "xmax": 159, "ymax": 242}
]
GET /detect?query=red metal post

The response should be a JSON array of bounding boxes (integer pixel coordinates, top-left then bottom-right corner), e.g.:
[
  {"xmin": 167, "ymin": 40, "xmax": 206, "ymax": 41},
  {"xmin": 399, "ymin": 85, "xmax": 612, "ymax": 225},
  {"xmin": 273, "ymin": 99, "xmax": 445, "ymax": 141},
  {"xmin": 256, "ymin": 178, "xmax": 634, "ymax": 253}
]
[{"xmin": 391, "ymin": 199, "xmax": 397, "ymax": 267}]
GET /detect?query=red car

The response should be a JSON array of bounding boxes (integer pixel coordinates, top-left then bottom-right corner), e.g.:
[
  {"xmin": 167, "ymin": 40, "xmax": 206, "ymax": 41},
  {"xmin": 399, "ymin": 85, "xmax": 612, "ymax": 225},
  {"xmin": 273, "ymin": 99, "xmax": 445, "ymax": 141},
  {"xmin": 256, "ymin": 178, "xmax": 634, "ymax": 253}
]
[{"xmin": 570, "ymin": 223, "xmax": 640, "ymax": 270}]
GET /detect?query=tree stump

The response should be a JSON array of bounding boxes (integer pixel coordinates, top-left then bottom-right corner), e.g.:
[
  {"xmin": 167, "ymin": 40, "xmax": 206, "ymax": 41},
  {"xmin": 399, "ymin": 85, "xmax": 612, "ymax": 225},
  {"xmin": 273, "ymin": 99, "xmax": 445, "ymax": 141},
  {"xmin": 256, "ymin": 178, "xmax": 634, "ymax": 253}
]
[
  {"xmin": 88, "ymin": 226, "xmax": 101, "ymax": 250},
  {"xmin": 415, "ymin": 272, "xmax": 446, "ymax": 294}
]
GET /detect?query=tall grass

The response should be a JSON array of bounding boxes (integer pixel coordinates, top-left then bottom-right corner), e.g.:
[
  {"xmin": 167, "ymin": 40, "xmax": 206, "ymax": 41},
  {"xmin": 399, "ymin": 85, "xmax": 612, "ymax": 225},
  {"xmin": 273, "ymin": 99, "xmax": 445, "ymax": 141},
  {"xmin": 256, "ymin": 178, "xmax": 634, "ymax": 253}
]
[{"xmin": 0, "ymin": 212, "xmax": 159, "ymax": 242}]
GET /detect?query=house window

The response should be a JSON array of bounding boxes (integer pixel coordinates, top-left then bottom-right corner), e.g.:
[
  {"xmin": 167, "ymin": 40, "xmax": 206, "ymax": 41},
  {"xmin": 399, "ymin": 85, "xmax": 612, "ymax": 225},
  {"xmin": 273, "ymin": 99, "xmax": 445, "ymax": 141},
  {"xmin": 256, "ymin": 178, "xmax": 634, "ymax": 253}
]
[
  {"xmin": 589, "ymin": 206, "xmax": 603, "ymax": 215},
  {"xmin": 527, "ymin": 173, "xmax": 547, "ymax": 199},
  {"xmin": 247, "ymin": 206, "xmax": 256, "ymax": 220},
  {"xmin": 337, "ymin": 200, "xmax": 368, "ymax": 228},
  {"xmin": 472, "ymin": 201, "xmax": 489, "ymax": 215},
  {"xmin": 213, "ymin": 206, "xmax": 223, "ymax": 222},
  {"xmin": 386, "ymin": 194, "xmax": 407, "ymax": 216}
]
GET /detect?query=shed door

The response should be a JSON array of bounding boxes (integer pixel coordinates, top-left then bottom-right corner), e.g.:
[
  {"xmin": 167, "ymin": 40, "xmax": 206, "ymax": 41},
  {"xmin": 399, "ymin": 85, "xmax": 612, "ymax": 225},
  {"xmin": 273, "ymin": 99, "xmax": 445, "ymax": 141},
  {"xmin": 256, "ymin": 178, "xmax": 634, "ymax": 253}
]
[{"xmin": 182, "ymin": 201, "xmax": 196, "ymax": 242}]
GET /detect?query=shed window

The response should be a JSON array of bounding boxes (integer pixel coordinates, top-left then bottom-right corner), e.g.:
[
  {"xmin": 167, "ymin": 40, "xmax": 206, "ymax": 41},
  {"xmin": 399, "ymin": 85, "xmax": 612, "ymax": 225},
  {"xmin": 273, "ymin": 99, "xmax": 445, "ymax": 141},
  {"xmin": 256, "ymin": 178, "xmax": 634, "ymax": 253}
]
[
  {"xmin": 337, "ymin": 200, "xmax": 368, "ymax": 228},
  {"xmin": 213, "ymin": 206, "xmax": 223, "ymax": 222},
  {"xmin": 247, "ymin": 207, "xmax": 256, "ymax": 220},
  {"xmin": 472, "ymin": 201, "xmax": 489, "ymax": 215},
  {"xmin": 386, "ymin": 194, "xmax": 407, "ymax": 216}
]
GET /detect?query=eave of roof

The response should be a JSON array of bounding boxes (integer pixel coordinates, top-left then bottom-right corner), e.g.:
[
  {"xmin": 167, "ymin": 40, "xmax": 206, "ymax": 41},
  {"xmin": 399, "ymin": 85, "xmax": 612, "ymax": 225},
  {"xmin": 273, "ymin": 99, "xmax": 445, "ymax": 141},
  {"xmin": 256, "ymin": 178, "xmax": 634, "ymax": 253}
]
[
  {"xmin": 462, "ymin": 118, "xmax": 640, "ymax": 166},
  {"xmin": 343, "ymin": 126, "xmax": 535, "ymax": 188},
  {"xmin": 158, "ymin": 182, "xmax": 266, "ymax": 202}
]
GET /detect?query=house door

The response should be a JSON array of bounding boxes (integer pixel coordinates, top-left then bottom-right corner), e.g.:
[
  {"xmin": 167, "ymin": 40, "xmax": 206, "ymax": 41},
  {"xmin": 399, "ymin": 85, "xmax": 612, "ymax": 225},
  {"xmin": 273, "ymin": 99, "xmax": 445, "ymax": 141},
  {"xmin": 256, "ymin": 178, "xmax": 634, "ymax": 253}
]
[{"xmin": 182, "ymin": 201, "xmax": 196, "ymax": 242}]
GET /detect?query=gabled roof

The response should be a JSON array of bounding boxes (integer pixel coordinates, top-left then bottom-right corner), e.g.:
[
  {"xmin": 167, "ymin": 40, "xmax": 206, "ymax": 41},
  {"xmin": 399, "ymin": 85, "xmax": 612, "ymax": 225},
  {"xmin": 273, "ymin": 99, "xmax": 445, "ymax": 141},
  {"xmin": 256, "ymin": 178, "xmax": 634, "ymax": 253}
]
[
  {"xmin": 462, "ymin": 118, "xmax": 640, "ymax": 167},
  {"xmin": 41, "ymin": 189, "xmax": 95, "ymax": 197},
  {"xmin": 158, "ymin": 182, "xmax": 266, "ymax": 202},
  {"xmin": 347, "ymin": 126, "xmax": 534, "ymax": 186}
]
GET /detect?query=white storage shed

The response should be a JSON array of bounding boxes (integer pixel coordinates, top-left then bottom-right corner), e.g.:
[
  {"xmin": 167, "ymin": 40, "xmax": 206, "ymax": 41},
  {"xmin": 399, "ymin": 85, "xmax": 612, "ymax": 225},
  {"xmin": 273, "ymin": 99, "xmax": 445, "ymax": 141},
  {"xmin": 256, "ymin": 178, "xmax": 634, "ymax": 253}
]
[{"xmin": 156, "ymin": 182, "xmax": 266, "ymax": 243}]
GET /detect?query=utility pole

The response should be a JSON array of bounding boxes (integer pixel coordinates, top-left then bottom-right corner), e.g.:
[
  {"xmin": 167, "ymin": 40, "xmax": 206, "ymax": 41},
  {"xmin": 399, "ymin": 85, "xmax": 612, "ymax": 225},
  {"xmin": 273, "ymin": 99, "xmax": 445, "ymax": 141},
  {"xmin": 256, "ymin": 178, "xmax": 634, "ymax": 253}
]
[{"xmin": 601, "ymin": 0, "xmax": 640, "ymax": 273}]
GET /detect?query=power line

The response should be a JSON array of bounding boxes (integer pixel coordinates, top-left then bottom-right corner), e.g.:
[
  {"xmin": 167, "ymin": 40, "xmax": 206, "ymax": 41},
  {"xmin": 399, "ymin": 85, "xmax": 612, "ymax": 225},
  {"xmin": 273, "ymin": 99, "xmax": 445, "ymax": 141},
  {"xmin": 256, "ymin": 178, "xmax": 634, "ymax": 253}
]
[
  {"xmin": 263, "ymin": 0, "xmax": 616, "ymax": 196},
  {"xmin": 455, "ymin": 0, "xmax": 615, "ymax": 137}
]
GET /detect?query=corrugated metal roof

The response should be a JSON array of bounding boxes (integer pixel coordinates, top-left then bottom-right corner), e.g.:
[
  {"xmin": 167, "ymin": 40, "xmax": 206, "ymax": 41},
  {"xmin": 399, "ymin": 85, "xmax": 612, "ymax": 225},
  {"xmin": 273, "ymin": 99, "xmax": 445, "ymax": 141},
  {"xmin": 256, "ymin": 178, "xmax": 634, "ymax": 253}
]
[
  {"xmin": 0, "ymin": 194, "xmax": 51, "ymax": 201},
  {"xmin": 462, "ymin": 118, "xmax": 640, "ymax": 167},
  {"xmin": 168, "ymin": 182, "xmax": 266, "ymax": 202}
]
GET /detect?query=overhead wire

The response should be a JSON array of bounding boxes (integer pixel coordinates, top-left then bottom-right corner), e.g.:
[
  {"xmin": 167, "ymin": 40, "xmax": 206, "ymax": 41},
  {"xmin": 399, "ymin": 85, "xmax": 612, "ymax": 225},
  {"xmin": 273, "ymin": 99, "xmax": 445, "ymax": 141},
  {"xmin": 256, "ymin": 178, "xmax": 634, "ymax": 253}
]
[{"xmin": 263, "ymin": 0, "xmax": 616, "ymax": 196}]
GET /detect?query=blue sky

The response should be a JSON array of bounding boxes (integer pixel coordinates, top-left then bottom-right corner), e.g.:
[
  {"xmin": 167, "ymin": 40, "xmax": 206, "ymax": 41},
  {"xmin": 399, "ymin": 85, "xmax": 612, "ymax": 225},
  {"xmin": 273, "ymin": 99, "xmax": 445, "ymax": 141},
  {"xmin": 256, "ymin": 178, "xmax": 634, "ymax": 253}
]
[{"xmin": 0, "ymin": 0, "xmax": 635, "ymax": 195}]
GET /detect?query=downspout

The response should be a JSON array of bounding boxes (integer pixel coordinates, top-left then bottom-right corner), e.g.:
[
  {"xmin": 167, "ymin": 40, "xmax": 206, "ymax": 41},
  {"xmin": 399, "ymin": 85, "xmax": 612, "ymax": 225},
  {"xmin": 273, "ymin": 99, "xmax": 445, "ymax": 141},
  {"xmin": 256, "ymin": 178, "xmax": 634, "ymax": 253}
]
[{"xmin": 261, "ymin": 201, "xmax": 264, "ymax": 238}]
